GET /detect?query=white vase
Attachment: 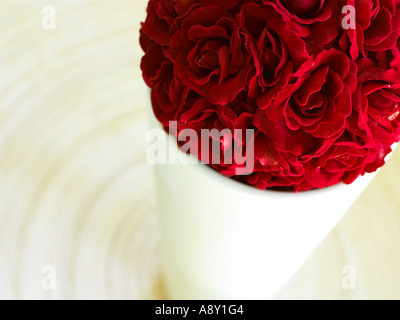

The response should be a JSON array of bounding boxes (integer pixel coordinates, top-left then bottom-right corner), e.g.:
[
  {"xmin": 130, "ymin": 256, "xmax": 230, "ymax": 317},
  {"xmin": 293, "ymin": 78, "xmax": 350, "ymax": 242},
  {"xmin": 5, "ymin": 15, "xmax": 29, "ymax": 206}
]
[{"xmin": 147, "ymin": 105, "xmax": 380, "ymax": 300}]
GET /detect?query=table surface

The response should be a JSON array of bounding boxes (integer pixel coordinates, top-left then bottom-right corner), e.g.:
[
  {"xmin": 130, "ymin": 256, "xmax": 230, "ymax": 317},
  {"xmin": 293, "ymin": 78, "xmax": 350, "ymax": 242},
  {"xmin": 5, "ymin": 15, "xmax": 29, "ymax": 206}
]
[{"xmin": 0, "ymin": 0, "xmax": 399, "ymax": 300}]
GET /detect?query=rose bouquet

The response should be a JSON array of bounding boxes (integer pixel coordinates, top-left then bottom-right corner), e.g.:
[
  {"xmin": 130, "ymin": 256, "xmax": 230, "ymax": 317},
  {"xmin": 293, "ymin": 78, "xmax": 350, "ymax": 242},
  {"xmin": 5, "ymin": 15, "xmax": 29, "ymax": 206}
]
[
  {"xmin": 141, "ymin": 0, "xmax": 400, "ymax": 192},
  {"xmin": 140, "ymin": 0, "xmax": 400, "ymax": 299}
]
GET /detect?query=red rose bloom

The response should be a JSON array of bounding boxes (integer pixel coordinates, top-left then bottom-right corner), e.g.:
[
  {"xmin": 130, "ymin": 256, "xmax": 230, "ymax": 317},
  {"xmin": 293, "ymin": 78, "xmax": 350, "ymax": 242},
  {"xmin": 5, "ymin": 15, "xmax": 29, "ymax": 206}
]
[
  {"xmin": 255, "ymin": 49, "xmax": 356, "ymax": 140},
  {"xmin": 240, "ymin": 2, "xmax": 309, "ymax": 97},
  {"xmin": 267, "ymin": 0, "xmax": 344, "ymax": 53},
  {"xmin": 170, "ymin": 5, "xmax": 252, "ymax": 105},
  {"xmin": 141, "ymin": 0, "xmax": 400, "ymax": 191},
  {"xmin": 340, "ymin": 0, "xmax": 400, "ymax": 58},
  {"xmin": 351, "ymin": 58, "xmax": 400, "ymax": 147}
]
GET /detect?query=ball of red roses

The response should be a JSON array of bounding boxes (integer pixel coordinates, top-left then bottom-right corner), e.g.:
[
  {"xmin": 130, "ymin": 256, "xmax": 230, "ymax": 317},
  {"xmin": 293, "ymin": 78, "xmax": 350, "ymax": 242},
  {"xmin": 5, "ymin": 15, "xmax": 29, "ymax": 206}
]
[{"xmin": 140, "ymin": 0, "xmax": 400, "ymax": 192}]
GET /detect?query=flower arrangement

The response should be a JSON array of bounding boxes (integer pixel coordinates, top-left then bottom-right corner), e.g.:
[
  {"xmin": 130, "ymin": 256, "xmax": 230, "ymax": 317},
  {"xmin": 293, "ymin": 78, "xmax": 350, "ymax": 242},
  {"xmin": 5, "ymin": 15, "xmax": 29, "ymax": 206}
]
[{"xmin": 140, "ymin": 0, "xmax": 400, "ymax": 191}]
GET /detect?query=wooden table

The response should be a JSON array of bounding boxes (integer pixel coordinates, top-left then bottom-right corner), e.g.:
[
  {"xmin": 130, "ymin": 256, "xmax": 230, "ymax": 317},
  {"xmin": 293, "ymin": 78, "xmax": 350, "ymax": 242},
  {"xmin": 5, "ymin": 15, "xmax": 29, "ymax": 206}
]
[{"xmin": 0, "ymin": 0, "xmax": 399, "ymax": 299}]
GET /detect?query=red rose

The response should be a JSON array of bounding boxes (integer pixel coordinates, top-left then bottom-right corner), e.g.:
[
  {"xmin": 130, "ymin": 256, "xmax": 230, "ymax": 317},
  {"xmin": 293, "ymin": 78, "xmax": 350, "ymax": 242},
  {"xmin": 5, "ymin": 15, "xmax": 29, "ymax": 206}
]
[
  {"xmin": 141, "ymin": 0, "xmax": 400, "ymax": 191},
  {"xmin": 340, "ymin": 0, "xmax": 400, "ymax": 59},
  {"xmin": 255, "ymin": 49, "xmax": 356, "ymax": 141},
  {"xmin": 170, "ymin": 5, "xmax": 252, "ymax": 105},
  {"xmin": 239, "ymin": 2, "xmax": 309, "ymax": 97},
  {"xmin": 266, "ymin": 0, "xmax": 343, "ymax": 54},
  {"xmin": 350, "ymin": 58, "xmax": 400, "ymax": 147}
]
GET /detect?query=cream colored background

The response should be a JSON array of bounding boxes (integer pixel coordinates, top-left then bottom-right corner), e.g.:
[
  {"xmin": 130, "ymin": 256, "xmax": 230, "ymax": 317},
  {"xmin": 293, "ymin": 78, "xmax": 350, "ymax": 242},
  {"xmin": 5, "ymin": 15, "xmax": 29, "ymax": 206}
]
[{"xmin": 0, "ymin": 0, "xmax": 399, "ymax": 300}]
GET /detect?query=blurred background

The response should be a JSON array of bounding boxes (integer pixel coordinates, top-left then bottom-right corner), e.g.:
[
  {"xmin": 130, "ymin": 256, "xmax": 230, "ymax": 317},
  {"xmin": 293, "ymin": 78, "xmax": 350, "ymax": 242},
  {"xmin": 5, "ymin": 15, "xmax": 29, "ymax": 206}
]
[{"xmin": 0, "ymin": 0, "xmax": 399, "ymax": 300}]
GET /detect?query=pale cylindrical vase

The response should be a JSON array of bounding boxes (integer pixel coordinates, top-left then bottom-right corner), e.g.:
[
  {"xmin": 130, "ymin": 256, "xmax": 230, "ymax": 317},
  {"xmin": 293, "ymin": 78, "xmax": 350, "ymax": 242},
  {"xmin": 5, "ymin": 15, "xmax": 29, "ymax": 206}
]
[{"xmin": 147, "ymin": 104, "xmax": 379, "ymax": 300}]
